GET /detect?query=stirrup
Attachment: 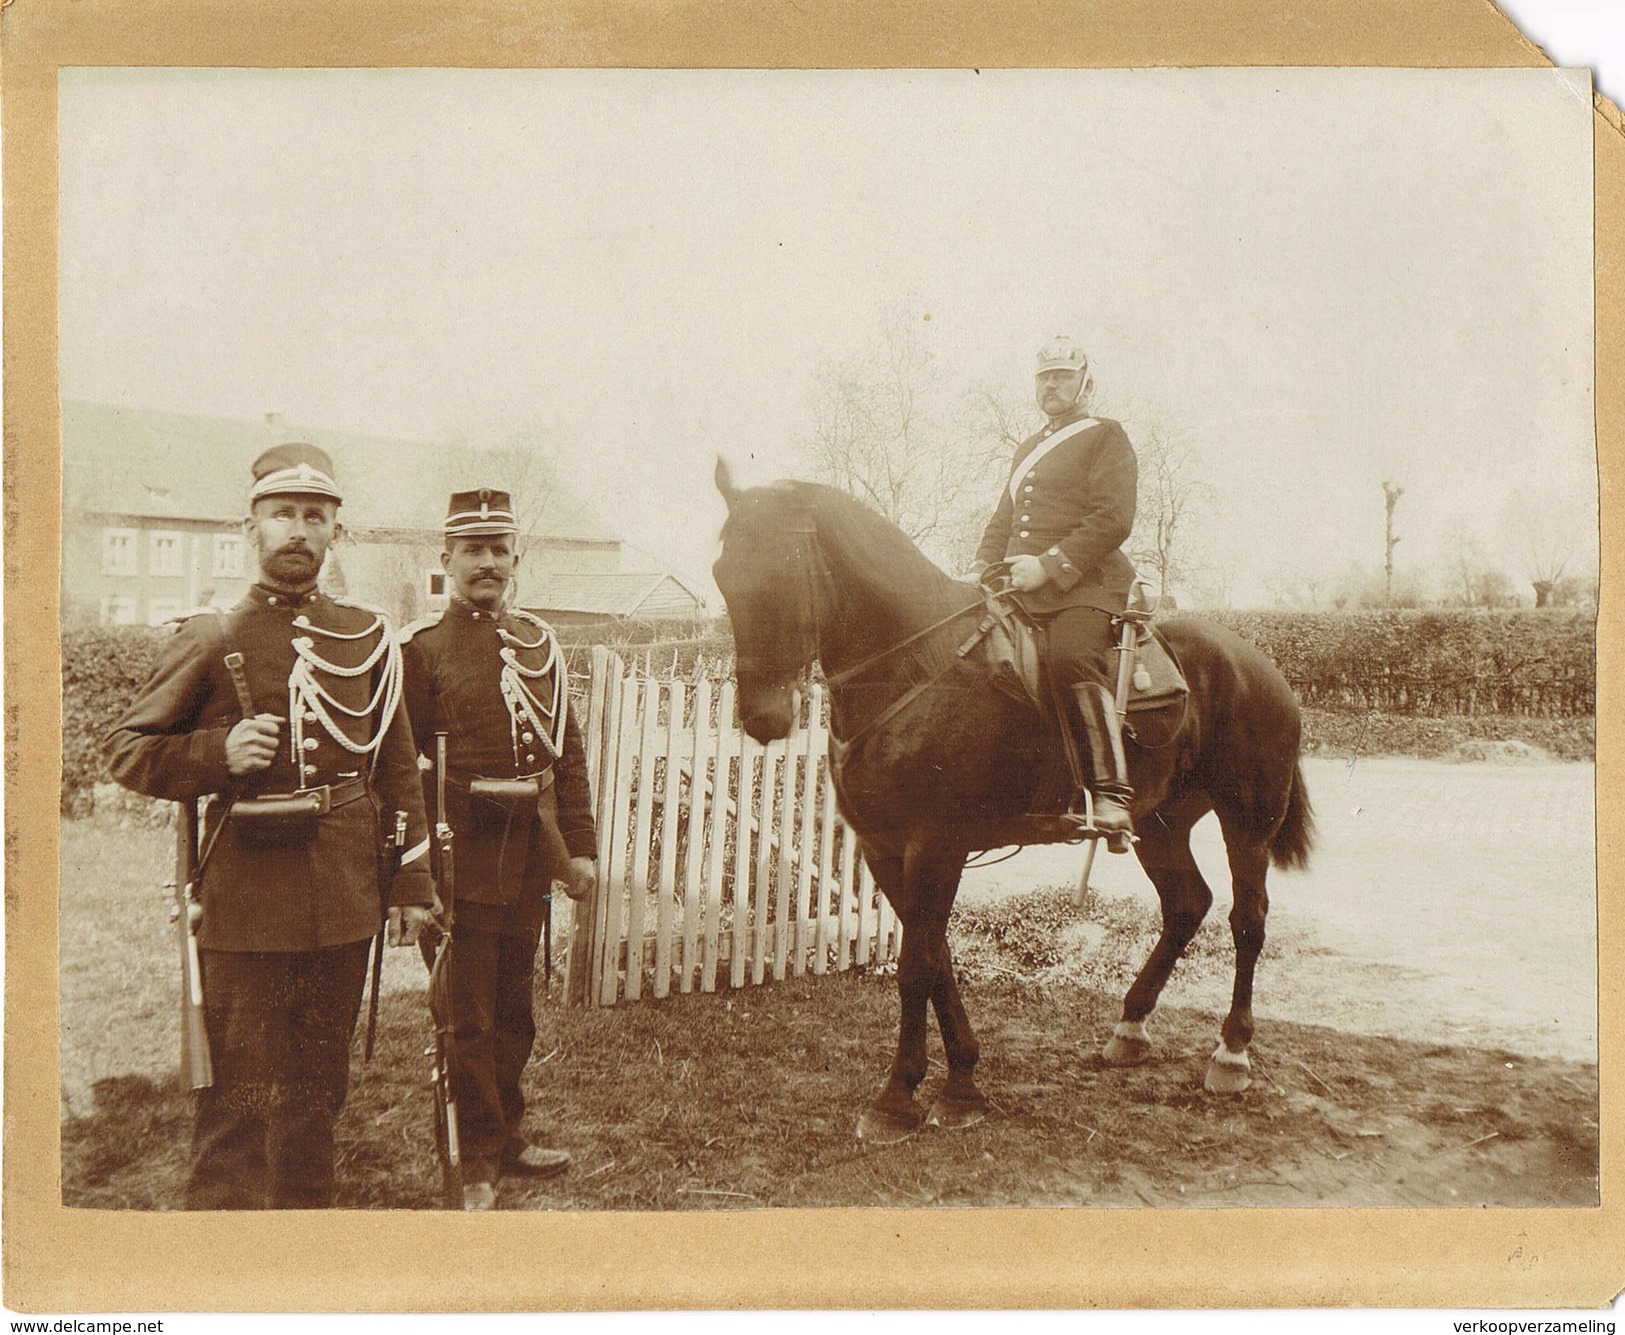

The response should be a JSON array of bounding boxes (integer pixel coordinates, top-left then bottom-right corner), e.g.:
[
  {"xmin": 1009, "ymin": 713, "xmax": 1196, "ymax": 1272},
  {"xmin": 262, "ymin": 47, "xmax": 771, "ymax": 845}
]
[{"xmin": 1059, "ymin": 790, "xmax": 1136, "ymax": 853}]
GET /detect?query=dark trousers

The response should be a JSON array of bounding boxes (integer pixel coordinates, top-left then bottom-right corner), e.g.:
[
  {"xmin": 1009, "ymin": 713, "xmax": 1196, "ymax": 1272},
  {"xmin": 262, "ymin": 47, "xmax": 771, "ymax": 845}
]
[
  {"xmin": 187, "ymin": 940, "xmax": 371, "ymax": 1210},
  {"xmin": 1040, "ymin": 605, "xmax": 1118, "ymax": 693},
  {"xmin": 448, "ymin": 925, "xmax": 542, "ymax": 1185}
]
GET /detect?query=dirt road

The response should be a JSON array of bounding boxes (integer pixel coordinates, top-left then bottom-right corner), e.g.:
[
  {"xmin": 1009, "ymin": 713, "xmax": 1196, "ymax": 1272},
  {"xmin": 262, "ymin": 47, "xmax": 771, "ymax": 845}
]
[{"xmin": 958, "ymin": 757, "xmax": 1598, "ymax": 1062}]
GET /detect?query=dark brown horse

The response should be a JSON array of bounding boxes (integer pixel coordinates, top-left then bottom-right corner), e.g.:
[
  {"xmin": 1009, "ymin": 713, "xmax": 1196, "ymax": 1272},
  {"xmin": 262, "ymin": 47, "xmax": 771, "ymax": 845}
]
[{"xmin": 712, "ymin": 463, "xmax": 1314, "ymax": 1142}]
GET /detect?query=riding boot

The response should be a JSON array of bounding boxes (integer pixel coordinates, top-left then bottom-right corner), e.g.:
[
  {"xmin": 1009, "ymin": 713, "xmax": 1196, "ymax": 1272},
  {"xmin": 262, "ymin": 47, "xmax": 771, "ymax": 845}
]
[{"xmin": 1071, "ymin": 683, "xmax": 1134, "ymax": 845}]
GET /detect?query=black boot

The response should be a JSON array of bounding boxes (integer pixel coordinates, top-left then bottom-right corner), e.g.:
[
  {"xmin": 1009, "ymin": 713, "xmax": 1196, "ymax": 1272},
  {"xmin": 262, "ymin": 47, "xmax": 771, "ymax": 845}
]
[{"xmin": 1072, "ymin": 683, "xmax": 1134, "ymax": 848}]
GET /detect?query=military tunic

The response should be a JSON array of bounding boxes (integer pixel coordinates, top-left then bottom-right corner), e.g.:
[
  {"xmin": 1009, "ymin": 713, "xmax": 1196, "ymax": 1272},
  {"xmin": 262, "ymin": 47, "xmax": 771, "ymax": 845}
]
[
  {"xmin": 974, "ymin": 408, "xmax": 1137, "ymax": 616},
  {"xmin": 975, "ymin": 407, "xmax": 1139, "ymax": 755},
  {"xmin": 105, "ymin": 583, "xmax": 434, "ymax": 1208},
  {"xmin": 399, "ymin": 597, "xmax": 597, "ymax": 1184}
]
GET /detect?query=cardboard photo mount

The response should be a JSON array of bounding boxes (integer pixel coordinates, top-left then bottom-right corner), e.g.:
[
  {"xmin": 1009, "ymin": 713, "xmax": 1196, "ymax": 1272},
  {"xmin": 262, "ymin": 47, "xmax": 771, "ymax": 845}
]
[{"xmin": 3, "ymin": 0, "xmax": 1621, "ymax": 1314}]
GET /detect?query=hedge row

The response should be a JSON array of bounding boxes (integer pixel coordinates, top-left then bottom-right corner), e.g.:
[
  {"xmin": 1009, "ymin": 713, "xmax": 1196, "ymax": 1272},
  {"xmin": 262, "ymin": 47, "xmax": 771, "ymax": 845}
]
[
  {"xmin": 59, "ymin": 608, "xmax": 1596, "ymax": 815},
  {"xmin": 1192, "ymin": 608, "xmax": 1595, "ymax": 718},
  {"xmin": 62, "ymin": 624, "xmax": 169, "ymax": 818}
]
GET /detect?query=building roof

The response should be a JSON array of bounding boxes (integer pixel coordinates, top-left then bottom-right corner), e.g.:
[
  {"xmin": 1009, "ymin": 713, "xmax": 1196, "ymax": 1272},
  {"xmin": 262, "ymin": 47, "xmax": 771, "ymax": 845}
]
[
  {"xmin": 62, "ymin": 399, "xmax": 621, "ymax": 545},
  {"xmin": 523, "ymin": 572, "xmax": 703, "ymax": 618}
]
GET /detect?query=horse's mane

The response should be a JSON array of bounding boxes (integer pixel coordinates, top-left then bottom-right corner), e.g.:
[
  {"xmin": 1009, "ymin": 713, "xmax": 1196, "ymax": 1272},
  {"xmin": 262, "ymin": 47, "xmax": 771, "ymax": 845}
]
[{"xmin": 773, "ymin": 479, "xmax": 970, "ymax": 617}]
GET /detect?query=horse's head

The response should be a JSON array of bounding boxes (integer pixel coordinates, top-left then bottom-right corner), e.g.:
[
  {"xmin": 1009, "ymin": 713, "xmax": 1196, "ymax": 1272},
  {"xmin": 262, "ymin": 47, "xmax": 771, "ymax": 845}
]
[{"xmin": 713, "ymin": 458, "xmax": 818, "ymax": 742}]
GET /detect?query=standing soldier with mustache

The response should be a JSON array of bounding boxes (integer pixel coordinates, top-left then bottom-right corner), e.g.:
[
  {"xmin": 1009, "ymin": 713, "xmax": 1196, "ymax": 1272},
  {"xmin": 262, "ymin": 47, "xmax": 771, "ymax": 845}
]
[
  {"xmin": 399, "ymin": 488, "xmax": 598, "ymax": 1210},
  {"xmin": 106, "ymin": 443, "xmax": 440, "ymax": 1209}
]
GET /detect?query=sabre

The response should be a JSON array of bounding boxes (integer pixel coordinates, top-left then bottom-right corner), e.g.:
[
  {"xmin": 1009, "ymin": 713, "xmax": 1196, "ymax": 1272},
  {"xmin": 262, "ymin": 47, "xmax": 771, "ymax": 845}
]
[{"xmin": 1073, "ymin": 612, "xmax": 1142, "ymax": 908}]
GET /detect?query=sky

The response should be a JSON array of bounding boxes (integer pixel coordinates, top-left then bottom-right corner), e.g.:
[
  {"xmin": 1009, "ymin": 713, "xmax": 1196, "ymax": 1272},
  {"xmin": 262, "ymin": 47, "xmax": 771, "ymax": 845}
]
[{"xmin": 58, "ymin": 65, "xmax": 1597, "ymax": 606}]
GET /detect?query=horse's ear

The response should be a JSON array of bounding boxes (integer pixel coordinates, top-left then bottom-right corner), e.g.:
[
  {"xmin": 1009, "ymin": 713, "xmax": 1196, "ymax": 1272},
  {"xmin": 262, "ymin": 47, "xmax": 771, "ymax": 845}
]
[{"xmin": 715, "ymin": 455, "xmax": 740, "ymax": 509}]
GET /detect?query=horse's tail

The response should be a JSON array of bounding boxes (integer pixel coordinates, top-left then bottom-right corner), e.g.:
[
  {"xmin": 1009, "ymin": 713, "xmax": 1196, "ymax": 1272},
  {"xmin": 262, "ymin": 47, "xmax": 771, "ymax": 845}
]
[{"xmin": 1269, "ymin": 760, "xmax": 1315, "ymax": 871}]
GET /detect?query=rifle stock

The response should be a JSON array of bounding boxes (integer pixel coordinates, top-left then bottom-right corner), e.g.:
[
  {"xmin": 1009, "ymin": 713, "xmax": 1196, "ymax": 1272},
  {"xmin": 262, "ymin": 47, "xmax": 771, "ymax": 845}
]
[
  {"xmin": 427, "ymin": 939, "xmax": 462, "ymax": 1209},
  {"xmin": 174, "ymin": 799, "xmax": 213, "ymax": 1090},
  {"xmin": 427, "ymin": 731, "xmax": 462, "ymax": 1207}
]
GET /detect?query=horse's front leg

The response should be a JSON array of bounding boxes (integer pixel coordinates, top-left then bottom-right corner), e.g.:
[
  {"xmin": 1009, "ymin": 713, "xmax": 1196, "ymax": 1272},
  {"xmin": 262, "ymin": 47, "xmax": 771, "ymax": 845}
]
[
  {"xmin": 926, "ymin": 936, "xmax": 987, "ymax": 1129},
  {"xmin": 855, "ymin": 847, "xmax": 958, "ymax": 1144}
]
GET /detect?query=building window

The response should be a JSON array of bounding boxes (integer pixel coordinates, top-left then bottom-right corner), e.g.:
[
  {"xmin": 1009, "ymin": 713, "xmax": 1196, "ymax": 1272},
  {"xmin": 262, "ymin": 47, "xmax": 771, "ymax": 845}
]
[
  {"xmin": 426, "ymin": 570, "xmax": 448, "ymax": 603},
  {"xmin": 101, "ymin": 595, "xmax": 136, "ymax": 626},
  {"xmin": 102, "ymin": 528, "xmax": 137, "ymax": 576},
  {"xmin": 149, "ymin": 530, "xmax": 184, "ymax": 578},
  {"xmin": 213, "ymin": 533, "xmax": 245, "ymax": 579},
  {"xmin": 147, "ymin": 598, "xmax": 184, "ymax": 626}
]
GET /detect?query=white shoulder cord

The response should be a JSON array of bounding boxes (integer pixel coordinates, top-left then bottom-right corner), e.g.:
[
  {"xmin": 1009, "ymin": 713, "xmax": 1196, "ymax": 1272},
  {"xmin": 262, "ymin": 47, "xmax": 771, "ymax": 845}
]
[
  {"xmin": 285, "ymin": 613, "xmax": 404, "ymax": 774},
  {"xmin": 498, "ymin": 618, "xmax": 567, "ymax": 765}
]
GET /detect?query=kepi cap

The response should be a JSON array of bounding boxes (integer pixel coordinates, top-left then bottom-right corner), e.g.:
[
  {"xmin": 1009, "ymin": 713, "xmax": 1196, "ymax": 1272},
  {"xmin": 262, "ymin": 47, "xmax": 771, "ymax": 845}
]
[
  {"xmin": 250, "ymin": 442, "xmax": 342, "ymax": 505},
  {"xmin": 445, "ymin": 487, "xmax": 518, "ymax": 538}
]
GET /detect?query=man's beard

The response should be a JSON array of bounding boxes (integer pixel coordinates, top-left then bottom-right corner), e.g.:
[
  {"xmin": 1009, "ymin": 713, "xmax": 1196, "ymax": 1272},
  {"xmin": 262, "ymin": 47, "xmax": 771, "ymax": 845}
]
[{"xmin": 262, "ymin": 547, "xmax": 322, "ymax": 586}]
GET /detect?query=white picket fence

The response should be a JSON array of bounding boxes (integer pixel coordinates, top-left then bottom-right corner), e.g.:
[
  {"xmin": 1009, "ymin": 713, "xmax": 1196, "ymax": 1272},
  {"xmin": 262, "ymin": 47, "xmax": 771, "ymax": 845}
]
[{"xmin": 564, "ymin": 646, "xmax": 902, "ymax": 1007}]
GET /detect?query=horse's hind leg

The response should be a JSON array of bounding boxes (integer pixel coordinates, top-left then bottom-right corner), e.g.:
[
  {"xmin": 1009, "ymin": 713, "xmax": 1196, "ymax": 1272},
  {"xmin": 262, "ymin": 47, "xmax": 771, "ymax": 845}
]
[
  {"xmin": 926, "ymin": 937, "xmax": 987, "ymax": 1129},
  {"xmin": 1204, "ymin": 833, "xmax": 1271, "ymax": 1094},
  {"xmin": 1103, "ymin": 797, "xmax": 1213, "ymax": 1067}
]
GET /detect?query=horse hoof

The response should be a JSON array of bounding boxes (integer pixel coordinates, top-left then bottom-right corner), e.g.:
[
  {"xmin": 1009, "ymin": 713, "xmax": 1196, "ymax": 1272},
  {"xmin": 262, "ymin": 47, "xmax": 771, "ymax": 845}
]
[
  {"xmin": 1102, "ymin": 1021, "xmax": 1152, "ymax": 1066},
  {"xmin": 926, "ymin": 1095, "xmax": 989, "ymax": 1131},
  {"xmin": 1204, "ymin": 1043, "xmax": 1252, "ymax": 1094},
  {"xmin": 857, "ymin": 1105, "xmax": 924, "ymax": 1145}
]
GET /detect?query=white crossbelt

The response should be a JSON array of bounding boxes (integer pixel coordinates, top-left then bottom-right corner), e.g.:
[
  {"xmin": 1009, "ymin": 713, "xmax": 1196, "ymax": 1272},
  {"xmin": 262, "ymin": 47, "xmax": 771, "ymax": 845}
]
[{"xmin": 1008, "ymin": 417, "xmax": 1099, "ymax": 503}]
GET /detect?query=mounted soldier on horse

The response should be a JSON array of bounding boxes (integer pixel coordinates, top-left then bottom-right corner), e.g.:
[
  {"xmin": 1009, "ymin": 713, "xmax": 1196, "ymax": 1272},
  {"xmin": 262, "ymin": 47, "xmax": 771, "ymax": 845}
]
[{"xmin": 713, "ymin": 334, "xmax": 1314, "ymax": 1140}]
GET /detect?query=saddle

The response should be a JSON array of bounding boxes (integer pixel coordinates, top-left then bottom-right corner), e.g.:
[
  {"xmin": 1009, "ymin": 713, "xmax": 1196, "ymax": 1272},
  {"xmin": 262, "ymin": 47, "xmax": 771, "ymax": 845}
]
[{"xmin": 956, "ymin": 583, "xmax": 1189, "ymax": 748}]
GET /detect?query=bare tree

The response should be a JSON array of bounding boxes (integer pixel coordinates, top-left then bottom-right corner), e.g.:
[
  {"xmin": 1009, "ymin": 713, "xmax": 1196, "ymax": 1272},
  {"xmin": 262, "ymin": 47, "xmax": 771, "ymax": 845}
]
[
  {"xmin": 1444, "ymin": 530, "xmax": 1515, "ymax": 608},
  {"xmin": 1128, "ymin": 426, "xmax": 1216, "ymax": 600},
  {"xmin": 1263, "ymin": 564, "xmax": 1328, "ymax": 611},
  {"xmin": 963, "ymin": 382, "xmax": 1038, "ymax": 472},
  {"xmin": 1497, "ymin": 486, "xmax": 1593, "ymax": 609},
  {"xmin": 800, "ymin": 308, "xmax": 1000, "ymax": 570},
  {"xmin": 1522, "ymin": 515, "xmax": 1573, "ymax": 609},
  {"xmin": 1382, "ymin": 479, "xmax": 1404, "ymax": 605}
]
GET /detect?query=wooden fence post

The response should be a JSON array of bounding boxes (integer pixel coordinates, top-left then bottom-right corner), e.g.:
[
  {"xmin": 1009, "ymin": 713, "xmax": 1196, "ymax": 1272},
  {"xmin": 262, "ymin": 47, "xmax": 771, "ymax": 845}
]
[
  {"xmin": 566, "ymin": 646, "xmax": 614, "ymax": 1007},
  {"xmin": 653, "ymin": 680, "xmax": 684, "ymax": 999},
  {"xmin": 680, "ymin": 679, "xmax": 711, "ymax": 995},
  {"xmin": 703, "ymin": 681, "xmax": 733, "ymax": 993}
]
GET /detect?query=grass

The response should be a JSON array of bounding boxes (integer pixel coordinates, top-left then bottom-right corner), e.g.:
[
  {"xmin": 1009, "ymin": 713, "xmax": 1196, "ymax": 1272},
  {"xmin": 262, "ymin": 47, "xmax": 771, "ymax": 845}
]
[{"xmin": 60, "ymin": 816, "xmax": 1599, "ymax": 1211}]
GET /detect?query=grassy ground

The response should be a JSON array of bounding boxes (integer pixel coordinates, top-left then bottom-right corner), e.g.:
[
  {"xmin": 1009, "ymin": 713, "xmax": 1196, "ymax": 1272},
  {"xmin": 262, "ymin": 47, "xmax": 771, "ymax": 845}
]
[
  {"xmin": 63, "ymin": 966, "xmax": 1600, "ymax": 1212},
  {"xmin": 61, "ymin": 820, "xmax": 1598, "ymax": 1212},
  {"xmin": 59, "ymin": 710, "xmax": 1598, "ymax": 1211},
  {"xmin": 1298, "ymin": 707, "xmax": 1592, "ymax": 761}
]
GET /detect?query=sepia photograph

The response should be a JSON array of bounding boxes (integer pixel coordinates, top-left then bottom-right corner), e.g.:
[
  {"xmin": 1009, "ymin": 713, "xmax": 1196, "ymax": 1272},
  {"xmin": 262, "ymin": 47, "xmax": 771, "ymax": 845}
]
[
  {"xmin": 5, "ymin": 0, "xmax": 1622, "ymax": 1316},
  {"xmin": 52, "ymin": 63, "xmax": 1600, "ymax": 1217}
]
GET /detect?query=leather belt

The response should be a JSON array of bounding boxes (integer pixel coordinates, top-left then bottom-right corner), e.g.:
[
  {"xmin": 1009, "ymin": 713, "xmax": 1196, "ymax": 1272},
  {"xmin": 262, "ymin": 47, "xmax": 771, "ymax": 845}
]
[{"xmin": 232, "ymin": 777, "xmax": 368, "ymax": 819}]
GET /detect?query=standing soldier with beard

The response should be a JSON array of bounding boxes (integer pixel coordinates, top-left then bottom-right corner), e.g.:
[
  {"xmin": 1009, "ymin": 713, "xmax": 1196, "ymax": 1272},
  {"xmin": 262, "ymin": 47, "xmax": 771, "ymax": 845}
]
[
  {"xmin": 106, "ymin": 443, "xmax": 440, "ymax": 1209},
  {"xmin": 399, "ymin": 488, "xmax": 598, "ymax": 1210}
]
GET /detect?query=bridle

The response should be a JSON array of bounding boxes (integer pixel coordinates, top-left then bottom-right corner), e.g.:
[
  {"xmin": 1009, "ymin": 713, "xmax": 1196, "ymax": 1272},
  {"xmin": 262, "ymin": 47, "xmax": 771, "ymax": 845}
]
[
  {"xmin": 730, "ymin": 515, "xmax": 981, "ymax": 761},
  {"xmin": 729, "ymin": 524, "xmax": 828, "ymax": 685}
]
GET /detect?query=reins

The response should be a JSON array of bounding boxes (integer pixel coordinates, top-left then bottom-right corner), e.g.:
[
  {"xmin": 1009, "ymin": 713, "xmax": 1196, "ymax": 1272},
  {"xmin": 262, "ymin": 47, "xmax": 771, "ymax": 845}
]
[
  {"xmin": 822, "ymin": 602, "xmax": 983, "ymax": 688},
  {"xmin": 791, "ymin": 523, "xmax": 983, "ymax": 761}
]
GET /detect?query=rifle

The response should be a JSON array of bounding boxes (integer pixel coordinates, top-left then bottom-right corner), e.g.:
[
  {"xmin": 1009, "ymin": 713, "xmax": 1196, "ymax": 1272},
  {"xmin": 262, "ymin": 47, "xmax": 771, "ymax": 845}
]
[
  {"xmin": 164, "ymin": 647, "xmax": 258, "ymax": 1091},
  {"xmin": 170, "ymin": 798, "xmax": 213, "ymax": 1090},
  {"xmin": 425, "ymin": 731, "xmax": 462, "ymax": 1208}
]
